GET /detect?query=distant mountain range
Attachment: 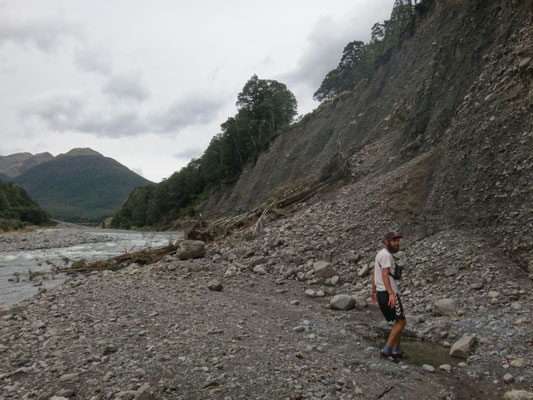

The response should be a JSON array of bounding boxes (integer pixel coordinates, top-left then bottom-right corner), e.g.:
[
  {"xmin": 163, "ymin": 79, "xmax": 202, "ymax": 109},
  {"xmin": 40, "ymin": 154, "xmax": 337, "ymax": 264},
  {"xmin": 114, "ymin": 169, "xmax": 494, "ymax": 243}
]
[
  {"xmin": 0, "ymin": 148, "xmax": 151, "ymax": 222},
  {"xmin": 0, "ymin": 152, "xmax": 54, "ymax": 177}
]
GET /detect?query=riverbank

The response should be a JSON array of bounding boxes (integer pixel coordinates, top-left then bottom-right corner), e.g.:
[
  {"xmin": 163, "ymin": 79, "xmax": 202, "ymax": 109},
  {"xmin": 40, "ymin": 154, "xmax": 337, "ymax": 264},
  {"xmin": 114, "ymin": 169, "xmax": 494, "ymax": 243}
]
[
  {"xmin": 1, "ymin": 200, "xmax": 532, "ymax": 399},
  {"xmin": 0, "ymin": 224, "xmax": 183, "ymax": 307},
  {"xmin": 1, "ymin": 168, "xmax": 532, "ymax": 399}
]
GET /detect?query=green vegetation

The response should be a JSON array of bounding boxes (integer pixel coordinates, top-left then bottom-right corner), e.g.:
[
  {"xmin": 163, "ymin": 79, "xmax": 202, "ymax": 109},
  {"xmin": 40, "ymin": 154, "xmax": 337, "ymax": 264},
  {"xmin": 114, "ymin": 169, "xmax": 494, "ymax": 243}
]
[
  {"xmin": 112, "ymin": 75, "xmax": 297, "ymax": 229},
  {"xmin": 14, "ymin": 152, "xmax": 151, "ymax": 223},
  {"xmin": 0, "ymin": 179, "xmax": 53, "ymax": 231},
  {"xmin": 314, "ymin": 0, "xmax": 416, "ymax": 102}
]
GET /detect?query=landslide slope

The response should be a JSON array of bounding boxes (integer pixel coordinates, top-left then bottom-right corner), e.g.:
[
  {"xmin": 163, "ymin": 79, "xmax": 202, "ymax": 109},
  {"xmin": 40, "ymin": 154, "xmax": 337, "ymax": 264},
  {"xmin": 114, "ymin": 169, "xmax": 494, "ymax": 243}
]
[{"xmin": 204, "ymin": 0, "xmax": 533, "ymax": 270}]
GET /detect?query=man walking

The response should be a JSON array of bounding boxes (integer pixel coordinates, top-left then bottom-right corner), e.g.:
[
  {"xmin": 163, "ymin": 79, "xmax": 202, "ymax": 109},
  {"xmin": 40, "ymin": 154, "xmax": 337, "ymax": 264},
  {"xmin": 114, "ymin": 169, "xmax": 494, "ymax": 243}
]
[{"xmin": 371, "ymin": 232, "xmax": 407, "ymax": 361}]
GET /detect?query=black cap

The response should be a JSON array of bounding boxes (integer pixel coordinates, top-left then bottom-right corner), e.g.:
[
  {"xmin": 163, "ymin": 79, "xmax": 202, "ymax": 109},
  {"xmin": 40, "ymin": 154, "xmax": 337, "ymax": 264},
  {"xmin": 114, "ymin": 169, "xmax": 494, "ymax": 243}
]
[{"xmin": 384, "ymin": 231, "xmax": 403, "ymax": 240}]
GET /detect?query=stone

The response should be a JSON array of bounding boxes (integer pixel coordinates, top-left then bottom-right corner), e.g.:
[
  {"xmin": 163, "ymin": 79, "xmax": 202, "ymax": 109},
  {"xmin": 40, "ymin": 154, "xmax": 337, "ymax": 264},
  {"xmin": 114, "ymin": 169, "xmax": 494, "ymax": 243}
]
[
  {"xmin": 470, "ymin": 282, "xmax": 484, "ymax": 290},
  {"xmin": 439, "ymin": 364, "xmax": 452, "ymax": 372},
  {"xmin": 329, "ymin": 295, "xmax": 356, "ymax": 311},
  {"xmin": 253, "ymin": 265, "xmax": 266, "ymax": 274},
  {"xmin": 510, "ymin": 358, "xmax": 525, "ymax": 368},
  {"xmin": 433, "ymin": 298, "xmax": 458, "ymax": 316},
  {"xmin": 304, "ymin": 289, "xmax": 316, "ymax": 297},
  {"xmin": 135, "ymin": 383, "xmax": 151, "ymax": 400},
  {"xmin": 518, "ymin": 57, "xmax": 531, "ymax": 71},
  {"xmin": 450, "ymin": 335, "xmax": 476, "ymax": 358},
  {"xmin": 0, "ymin": 305, "xmax": 24, "ymax": 316},
  {"xmin": 422, "ymin": 364, "xmax": 435, "ymax": 372},
  {"xmin": 503, "ymin": 373, "xmax": 515, "ymax": 384},
  {"xmin": 357, "ymin": 264, "xmax": 370, "ymax": 277},
  {"xmin": 503, "ymin": 390, "xmax": 533, "ymax": 400},
  {"xmin": 58, "ymin": 373, "xmax": 80, "ymax": 382},
  {"xmin": 177, "ymin": 240, "xmax": 206, "ymax": 260},
  {"xmin": 313, "ymin": 261, "xmax": 336, "ymax": 279},
  {"xmin": 207, "ymin": 280, "xmax": 223, "ymax": 292}
]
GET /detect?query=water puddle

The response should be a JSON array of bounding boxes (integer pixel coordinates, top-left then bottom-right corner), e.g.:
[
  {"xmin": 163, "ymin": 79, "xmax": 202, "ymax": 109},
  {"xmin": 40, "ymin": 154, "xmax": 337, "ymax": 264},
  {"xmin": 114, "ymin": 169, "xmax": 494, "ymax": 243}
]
[{"xmin": 369, "ymin": 324, "xmax": 461, "ymax": 368}]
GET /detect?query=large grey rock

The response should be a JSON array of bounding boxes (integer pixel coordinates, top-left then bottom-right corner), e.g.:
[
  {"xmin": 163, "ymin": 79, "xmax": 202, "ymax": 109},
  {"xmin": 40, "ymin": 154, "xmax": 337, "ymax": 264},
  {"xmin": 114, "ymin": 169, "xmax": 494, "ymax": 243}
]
[
  {"xmin": 450, "ymin": 335, "xmax": 476, "ymax": 358},
  {"xmin": 433, "ymin": 298, "xmax": 458, "ymax": 316},
  {"xmin": 313, "ymin": 261, "xmax": 336, "ymax": 278},
  {"xmin": 207, "ymin": 280, "xmax": 223, "ymax": 292},
  {"xmin": 357, "ymin": 263, "xmax": 370, "ymax": 277},
  {"xmin": 329, "ymin": 294, "xmax": 356, "ymax": 311},
  {"xmin": 177, "ymin": 240, "xmax": 206, "ymax": 260},
  {"xmin": 135, "ymin": 383, "xmax": 151, "ymax": 400},
  {"xmin": 503, "ymin": 390, "xmax": 533, "ymax": 400}
]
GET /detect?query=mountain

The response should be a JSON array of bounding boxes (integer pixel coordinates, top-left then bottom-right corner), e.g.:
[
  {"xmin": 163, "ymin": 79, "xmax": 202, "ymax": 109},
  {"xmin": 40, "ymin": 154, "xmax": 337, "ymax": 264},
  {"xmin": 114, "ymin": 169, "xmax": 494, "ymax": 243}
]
[
  {"xmin": 0, "ymin": 179, "xmax": 53, "ymax": 230},
  {"xmin": 14, "ymin": 148, "xmax": 152, "ymax": 222},
  {"xmin": 0, "ymin": 152, "xmax": 54, "ymax": 178}
]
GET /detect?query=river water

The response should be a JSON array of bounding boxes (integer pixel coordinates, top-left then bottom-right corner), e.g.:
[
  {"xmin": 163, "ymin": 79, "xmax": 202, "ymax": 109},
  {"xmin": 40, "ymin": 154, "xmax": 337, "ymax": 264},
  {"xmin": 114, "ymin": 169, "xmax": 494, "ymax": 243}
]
[{"xmin": 0, "ymin": 226, "xmax": 183, "ymax": 307}]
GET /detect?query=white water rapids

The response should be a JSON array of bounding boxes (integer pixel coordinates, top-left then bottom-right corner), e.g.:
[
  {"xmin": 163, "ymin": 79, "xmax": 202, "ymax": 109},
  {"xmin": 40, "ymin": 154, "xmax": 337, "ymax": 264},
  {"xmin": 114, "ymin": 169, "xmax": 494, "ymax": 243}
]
[{"xmin": 0, "ymin": 227, "xmax": 183, "ymax": 307}]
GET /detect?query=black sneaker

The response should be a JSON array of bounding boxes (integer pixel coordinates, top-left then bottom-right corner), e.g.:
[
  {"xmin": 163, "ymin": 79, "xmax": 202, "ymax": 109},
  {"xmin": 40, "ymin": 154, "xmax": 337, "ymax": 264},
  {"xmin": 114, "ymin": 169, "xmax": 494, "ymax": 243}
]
[
  {"xmin": 392, "ymin": 351, "xmax": 407, "ymax": 359},
  {"xmin": 379, "ymin": 351, "xmax": 399, "ymax": 363}
]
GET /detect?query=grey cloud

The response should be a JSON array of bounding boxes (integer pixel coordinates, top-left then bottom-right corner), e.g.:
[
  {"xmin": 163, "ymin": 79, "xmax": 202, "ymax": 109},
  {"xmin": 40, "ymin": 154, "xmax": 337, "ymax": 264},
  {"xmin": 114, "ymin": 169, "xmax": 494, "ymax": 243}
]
[
  {"xmin": 21, "ymin": 91, "xmax": 224, "ymax": 138},
  {"xmin": 74, "ymin": 46, "xmax": 112, "ymax": 75},
  {"xmin": 281, "ymin": 16, "xmax": 351, "ymax": 90},
  {"xmin": 154, "ymin": 96, "xmax": 224, "ymax": 133},
  {"xmin": 102, "ymin": 73, "xmax": 149, "ymax": 102},
  {"xmin": 20, "ymin": 91, "xmax": 147, "ymax": 137},
  {"xmin": 0, "ymin": 14, "xmax": 80, "ymax": 52},
  {"xmin": 173, "ymin": 146, "xmax": 204, "ymax": 161}
]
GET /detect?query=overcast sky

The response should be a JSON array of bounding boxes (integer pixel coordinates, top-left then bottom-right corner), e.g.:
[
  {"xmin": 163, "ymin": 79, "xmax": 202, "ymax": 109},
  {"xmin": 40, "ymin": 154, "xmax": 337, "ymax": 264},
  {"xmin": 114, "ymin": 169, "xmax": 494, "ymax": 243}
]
[{"xmin": 0, "ymin": 0, "xmax": 395, "ymax": 182}]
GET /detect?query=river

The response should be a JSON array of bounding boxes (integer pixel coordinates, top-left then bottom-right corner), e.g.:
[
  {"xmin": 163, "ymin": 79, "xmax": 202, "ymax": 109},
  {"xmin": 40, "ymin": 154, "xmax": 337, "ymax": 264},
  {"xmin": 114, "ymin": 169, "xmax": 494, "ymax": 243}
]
[{"xmin": 0, "ymin": 224, "xmax": 183, "ymax": 307}]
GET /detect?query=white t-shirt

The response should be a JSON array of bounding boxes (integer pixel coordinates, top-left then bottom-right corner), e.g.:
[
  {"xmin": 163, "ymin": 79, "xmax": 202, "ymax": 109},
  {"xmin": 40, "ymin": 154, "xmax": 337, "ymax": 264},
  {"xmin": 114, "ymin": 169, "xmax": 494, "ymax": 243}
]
[{"xmin": 374, "ymin": 248, "xmax": 399, "ymax": 293}]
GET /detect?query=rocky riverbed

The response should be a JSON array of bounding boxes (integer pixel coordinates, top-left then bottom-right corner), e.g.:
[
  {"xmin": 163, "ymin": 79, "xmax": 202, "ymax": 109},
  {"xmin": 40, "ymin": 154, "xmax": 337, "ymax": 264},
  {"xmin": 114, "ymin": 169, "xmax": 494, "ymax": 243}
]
[
  {"xmin": 1, "ymin": 188, "xmax": 533, "ymax": 400},
  {"xmin": 1, "ymin": 163, "xmax": 533, "ymax": 399}
]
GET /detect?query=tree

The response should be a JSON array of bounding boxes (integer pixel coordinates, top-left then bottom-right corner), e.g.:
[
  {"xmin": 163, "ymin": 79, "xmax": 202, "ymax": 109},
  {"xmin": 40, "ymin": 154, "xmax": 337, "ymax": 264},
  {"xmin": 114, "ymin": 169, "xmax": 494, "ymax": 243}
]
[
  {"xmin": 314, "ymin": 0, "xmax": 415, "ymax": 103},
  {"xmin": 314, "ymin": 41, "xmax": 370, "ymax": 102}
]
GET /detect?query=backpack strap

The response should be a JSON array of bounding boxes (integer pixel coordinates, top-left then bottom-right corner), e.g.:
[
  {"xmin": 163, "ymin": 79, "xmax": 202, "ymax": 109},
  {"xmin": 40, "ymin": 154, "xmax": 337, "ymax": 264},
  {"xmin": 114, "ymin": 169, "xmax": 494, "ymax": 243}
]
[{"xmin": 377, "ymin": 260, "xmax": 395, "ymax": 278}]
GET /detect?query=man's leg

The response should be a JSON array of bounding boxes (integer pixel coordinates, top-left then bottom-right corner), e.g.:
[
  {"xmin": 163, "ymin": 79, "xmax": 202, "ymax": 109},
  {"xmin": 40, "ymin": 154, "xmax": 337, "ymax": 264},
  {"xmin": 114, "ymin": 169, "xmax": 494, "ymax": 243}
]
[{"xmin": 386, "ymin": 318, "xmax": 406, "ymax": 348}]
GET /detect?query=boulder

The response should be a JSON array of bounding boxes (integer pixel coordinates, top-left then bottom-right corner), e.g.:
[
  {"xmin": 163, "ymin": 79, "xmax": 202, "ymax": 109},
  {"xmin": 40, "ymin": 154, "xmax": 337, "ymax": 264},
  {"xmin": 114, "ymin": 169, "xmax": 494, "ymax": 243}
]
[
  {"xmin": 313, "ymin": 261, "xmax": 336, "ymax": 278},
  {"xmin": 433, "ymin": 298, "xmax": 458, "ymax": 316},
  {"xmin": 329, "ymin": 294, "xmax": 356, "ymax": 311},
  {"xmin": 207, "ymin": 280, "xmax": 223, "ymax": 292},
  {"xmin": 503, "ymin": 390, "xmax": 533, "ymax": 400},
  {"xmin": 177, "ymin": 240, "xmax": 206, "ymax": 260},
  {"xmin": 357, "ymin": 263, "xmax": 370, "ymax": 277},
  {"xmin": 135, "ymin": 383, "xmax": 151, "ymax": 400},
  {"xmin": 450, "ymin": 335, "xmax": 476, "ymax": 358}
]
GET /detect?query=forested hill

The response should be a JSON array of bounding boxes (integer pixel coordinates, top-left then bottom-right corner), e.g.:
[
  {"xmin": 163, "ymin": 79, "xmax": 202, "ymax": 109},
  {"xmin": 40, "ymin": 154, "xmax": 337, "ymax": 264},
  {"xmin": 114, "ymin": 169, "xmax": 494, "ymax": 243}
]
[
  {"xmin": 112, "ymin": 75, "xmax": 298, "ymax": 229},
  {"xmin": 0, "ymin": 179, "xmax": 53, "ymax": 231},
  {"xmin": 14, "ymin": 149, "xmax": 151, "ymax": 222}
]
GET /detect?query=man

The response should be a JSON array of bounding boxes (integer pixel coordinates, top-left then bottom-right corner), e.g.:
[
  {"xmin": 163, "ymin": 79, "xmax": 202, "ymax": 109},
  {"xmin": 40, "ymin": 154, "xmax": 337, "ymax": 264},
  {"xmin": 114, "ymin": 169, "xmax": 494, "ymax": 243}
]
[{"xmin": 371, "ymin": 231, "xmax": 407, "ymax": 361}]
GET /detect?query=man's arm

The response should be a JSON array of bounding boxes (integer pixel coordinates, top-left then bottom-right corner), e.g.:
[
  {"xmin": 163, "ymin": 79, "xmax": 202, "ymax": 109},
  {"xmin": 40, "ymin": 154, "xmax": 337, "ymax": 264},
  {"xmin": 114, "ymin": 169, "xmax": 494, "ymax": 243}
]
[
  {"xmin": 370, "ymin": 268, "xmax": 377, "ymax": 304},
  {"xmin": 382, "ymin": 268, "xmax": 397, "ymax": 308}
]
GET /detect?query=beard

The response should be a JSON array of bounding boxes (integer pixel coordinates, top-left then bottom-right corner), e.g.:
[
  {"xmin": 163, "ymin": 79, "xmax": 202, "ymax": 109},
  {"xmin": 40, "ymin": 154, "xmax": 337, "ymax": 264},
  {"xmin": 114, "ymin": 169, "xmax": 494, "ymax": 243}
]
[{"xmin": 386, "ymin": 243, "xmax": 400, "ymax": 253}]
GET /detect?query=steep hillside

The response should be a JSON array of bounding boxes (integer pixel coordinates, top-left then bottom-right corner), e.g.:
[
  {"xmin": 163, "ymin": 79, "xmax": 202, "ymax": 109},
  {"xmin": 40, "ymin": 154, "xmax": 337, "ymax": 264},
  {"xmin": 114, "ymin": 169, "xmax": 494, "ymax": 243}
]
[
  {"xmin": 0, "ymin": 179, "xmax": 52, "ymax": 230},
  {"xmin": 203, "ymin": 0, "xmax": 533, "ymax": 270},
  {"xmin": 14, "ymin": 148, "xmax": 152, "ymax": 222},
  {"xmin": 0, "ymin": 152, "xmax": 53, "ymax": 178}
]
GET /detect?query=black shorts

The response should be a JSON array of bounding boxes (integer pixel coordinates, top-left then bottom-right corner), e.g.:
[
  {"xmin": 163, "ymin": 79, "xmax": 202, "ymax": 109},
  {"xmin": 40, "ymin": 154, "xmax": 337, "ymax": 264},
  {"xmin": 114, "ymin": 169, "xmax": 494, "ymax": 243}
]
[{"xmin": 377, "ymin": 291, "xmax": 405, "ymax": 322}]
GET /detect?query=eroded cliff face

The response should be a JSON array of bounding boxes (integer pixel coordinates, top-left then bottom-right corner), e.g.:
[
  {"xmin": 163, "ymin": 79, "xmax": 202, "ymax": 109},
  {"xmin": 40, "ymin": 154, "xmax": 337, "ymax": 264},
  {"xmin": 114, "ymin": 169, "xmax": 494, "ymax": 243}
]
[{"xmin": 204, "ymin": 0, "xmax": 533, "ymax": 269}]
